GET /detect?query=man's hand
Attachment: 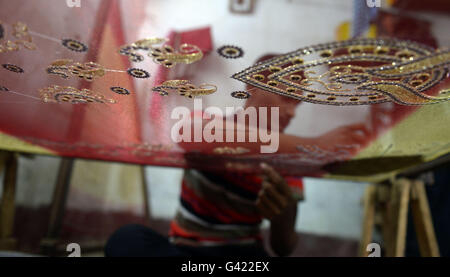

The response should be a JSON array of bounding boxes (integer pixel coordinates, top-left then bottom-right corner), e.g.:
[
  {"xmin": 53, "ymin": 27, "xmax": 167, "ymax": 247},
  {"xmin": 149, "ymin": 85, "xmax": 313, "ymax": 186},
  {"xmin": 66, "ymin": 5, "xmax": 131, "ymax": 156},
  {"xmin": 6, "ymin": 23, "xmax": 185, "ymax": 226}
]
[
  {"xmin": 256, "ymin": 163, "xmax": 299, "ymax": 256},
  {"xmin": 256, "ymin": 163, "xmax": 297, "ymax": 221},
  {"xmin": 315, "ymin": 123, "xmax": 372, "ymax": 149}
]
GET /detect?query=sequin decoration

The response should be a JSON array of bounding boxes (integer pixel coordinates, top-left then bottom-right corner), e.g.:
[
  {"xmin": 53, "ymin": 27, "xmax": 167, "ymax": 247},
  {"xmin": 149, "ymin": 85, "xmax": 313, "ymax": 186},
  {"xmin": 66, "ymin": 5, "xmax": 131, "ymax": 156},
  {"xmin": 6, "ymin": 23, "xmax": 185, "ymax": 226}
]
[
  {"xmin": 0, "ymin": 22, "xmax": 36, "ymax": 53},
  {"xmin": 62, "ymin": 39, "xmax": 88, "ymax": 53},
  {"xmin": 119, "ymin": 37, "xmax": 167, "ymax": 63},
  {"xmin": 213, "ymin": 146, "xmax": 250, "ymax": 155},
  {"xmin": 2, "ymin": 63, "xmax": 24, "ymax": 73},
  {"xmin": 110, "ymin": 86, "xmax": 130, "ymax": 95},
  {"xmin": 296, "ymin": 145, "xmax": 357, "ymax": 163},
  {"xmin": 131, "ymin": 143, "xmax": 173, "ymax": 157},
  {"xmin": 39, "ymin": 85, "xmax": 116, "ymax": 104},
  {"xmin": 231, "ymin": 90, "xmax": 251, "ymax": 99},
  {"xmin": 217, "ymin": 45, "xmax": 244, "ymax": 59},
  {"xmin": 149, "ymin": 43, "xmax": 203, "ymax": 68},
  {"xmin": 152, "ymin": 80, "xmax": 217, "ymax": 98},
  {"xmin": 46, "ymin": 59, "xmax": 105, "ymax": 81},
  {"xmin": 232, "ymin": 38, "xmax": 450, "ymax": 106},
  {"xmin": 127, "ymin": 68, "xmax": 150, "ymax": 79}
]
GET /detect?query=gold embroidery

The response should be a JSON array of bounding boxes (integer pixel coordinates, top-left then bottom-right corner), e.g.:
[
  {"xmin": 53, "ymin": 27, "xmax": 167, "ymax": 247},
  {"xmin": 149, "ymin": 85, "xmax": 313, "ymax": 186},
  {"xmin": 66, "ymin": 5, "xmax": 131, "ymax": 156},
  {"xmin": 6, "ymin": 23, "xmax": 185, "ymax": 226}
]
[
  {"xmin": 150, "ymin": 43, "xmax": 203, "ymax": 68},
  {"xmin": 0, "ymin": 21, "xmax": 36, "ymax": 53},
  {"xmin": 39, "ymin": 85, "xmax": 116, "ymax": 104},
  {"xmin": 368, "ymin": 51, "xmax": 450, "ymax": 77},
  {"xmin": 213, "ymin": 146, "xmax": 250, "ymax": 155},
  {"xmin": 358, "ymin": 82, "xmax": 449, "ymax": 105},
  {"xmin": 152, "ymin": 80, "xmax": 217, "ymax": 98},
  {"xmin": 119, "ymin": 37, "xmax": 168, "ymax": 62},
  {"xmin": 46, "ymin": 59, "xmax": 106, "ymax": 81},
  {"xmin": 232, "ymin": 39, "xmax": 450, "ymax": 106},
  {"xmin": 296, "ymin": 144, "xmax": 356, "ymax": 163},
  {"xmin": 131, "ymin": 143, "xmax": 174, "ymax": 157},
  {"xmin": 120, "ymin": 38, "xmax": 203, "ymax": 67}
]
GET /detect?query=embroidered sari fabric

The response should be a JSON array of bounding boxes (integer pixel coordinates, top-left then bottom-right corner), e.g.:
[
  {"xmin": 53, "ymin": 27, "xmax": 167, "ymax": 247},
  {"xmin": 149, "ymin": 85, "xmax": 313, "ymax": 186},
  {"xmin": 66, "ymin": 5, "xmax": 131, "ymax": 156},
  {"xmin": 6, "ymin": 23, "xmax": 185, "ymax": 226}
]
[{"xmin": 0, "ymin": 0, "xmax": 449, "ymax": 183}]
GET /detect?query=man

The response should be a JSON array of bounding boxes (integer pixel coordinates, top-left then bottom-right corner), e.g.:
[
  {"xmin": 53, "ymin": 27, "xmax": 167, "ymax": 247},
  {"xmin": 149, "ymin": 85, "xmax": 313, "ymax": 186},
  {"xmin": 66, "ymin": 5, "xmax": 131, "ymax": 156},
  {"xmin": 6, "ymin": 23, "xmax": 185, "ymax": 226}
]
[{"xmin": 105, "ymin": 54, "xmax": 368, "ymax": 257}]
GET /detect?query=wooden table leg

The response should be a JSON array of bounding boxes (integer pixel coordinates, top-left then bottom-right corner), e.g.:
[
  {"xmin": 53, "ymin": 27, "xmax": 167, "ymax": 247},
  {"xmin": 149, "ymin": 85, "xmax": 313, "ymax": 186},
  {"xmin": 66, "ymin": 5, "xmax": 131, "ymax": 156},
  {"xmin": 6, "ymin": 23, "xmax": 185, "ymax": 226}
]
[
  {"xmin": 40, "ymin": 158, "xmax": 74, "ymax": 255},
  {"xmin": 410, "ymin": 180, "xmax": 440, "ymax": 257},
  {"xmin": 0, "ymin": 151, "xmax": 18, "ymax": 250},
  {"xmin": 141, "ymin": 166, "xmax": 151, "ymax": 222},
  {"xmin": 375, "ymin": 184, "xmax": 392, "ymax": 255},
  {"xmin": 359, "ymin": 184, "xmax": 377, "ymax": 257},
  {"xmin": 383, "ymin": 181, "xmax": 397, "ymax": 257},
  {"xmin": 390, "ymin": 178, "xmax": 412, "ymax": 257}
]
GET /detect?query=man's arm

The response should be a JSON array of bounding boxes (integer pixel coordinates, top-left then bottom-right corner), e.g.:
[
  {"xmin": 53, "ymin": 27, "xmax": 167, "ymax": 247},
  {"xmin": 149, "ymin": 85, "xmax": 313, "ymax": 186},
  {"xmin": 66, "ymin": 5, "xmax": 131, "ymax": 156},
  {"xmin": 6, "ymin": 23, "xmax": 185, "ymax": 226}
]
[
  {"xmin": 256, "ymin": 163, "xmax": 299, "ymax": 256},
  {"xmin": 177, "ymin": 115, "xmax": 371, "ymax": 155}
]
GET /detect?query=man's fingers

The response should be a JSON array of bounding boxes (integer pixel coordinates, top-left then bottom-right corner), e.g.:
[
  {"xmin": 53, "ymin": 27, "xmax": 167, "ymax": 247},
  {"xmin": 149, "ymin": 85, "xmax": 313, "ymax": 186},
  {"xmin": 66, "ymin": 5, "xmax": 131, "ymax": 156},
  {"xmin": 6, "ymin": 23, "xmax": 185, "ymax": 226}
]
[
  {"xmin": 256, "ymin": 190, "xmax": 285, "ymax": 220},
  {"xmin": 261, "ymin": 163, "xmax": 287, "ymax": 187},
  {"xmin": 262, "ymin": 181, "xmax": 288, "ymax": 208},
  {"xmin": 260, "ymin": 193, "xmax": 281, "ymax": 215},
  {"xmin": 261, "ymin": 163, "xmax": 293, "ymax": 197},
  {"xmin": 256, "ymin": 198, "xmax": 276, "ymax": 220}
]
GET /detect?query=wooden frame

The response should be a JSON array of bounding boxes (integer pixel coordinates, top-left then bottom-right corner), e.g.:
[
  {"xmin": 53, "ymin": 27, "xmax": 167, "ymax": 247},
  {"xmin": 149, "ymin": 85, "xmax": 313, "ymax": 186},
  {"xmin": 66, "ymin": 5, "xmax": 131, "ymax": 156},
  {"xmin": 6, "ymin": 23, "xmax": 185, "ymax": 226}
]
[
  {"xmin": 359, "ymin": 178, "xmax": 440, "ymax": 257},
  {"xmin": 0, "ymin": 151, "xmax": 18, "ymax": 250}
]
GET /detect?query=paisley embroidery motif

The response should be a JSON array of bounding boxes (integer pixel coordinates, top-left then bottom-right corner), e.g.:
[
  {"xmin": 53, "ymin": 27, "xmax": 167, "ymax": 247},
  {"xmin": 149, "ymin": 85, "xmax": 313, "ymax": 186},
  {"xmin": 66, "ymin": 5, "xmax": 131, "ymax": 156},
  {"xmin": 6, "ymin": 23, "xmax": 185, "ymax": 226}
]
[{"xmin": 232, "ymin": 39, "xmax": 450, "ymax": 106}]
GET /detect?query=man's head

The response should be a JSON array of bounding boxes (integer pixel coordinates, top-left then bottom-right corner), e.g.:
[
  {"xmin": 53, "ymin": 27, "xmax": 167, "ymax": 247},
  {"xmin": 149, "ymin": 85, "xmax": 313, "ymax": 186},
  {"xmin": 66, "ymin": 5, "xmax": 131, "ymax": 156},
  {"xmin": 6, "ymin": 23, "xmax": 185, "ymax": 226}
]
[{"xmin": 244, "ymin": 54, "xmax": 301, "ymax": 132}]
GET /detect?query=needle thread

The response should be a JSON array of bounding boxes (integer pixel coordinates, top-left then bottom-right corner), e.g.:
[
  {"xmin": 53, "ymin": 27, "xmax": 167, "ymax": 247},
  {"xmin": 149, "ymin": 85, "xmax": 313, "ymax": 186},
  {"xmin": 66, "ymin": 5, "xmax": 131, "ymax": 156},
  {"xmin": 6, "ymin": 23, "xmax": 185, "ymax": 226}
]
[
  {"xmin": 29, "ymin": 30, "xmax": 61, "ymax": 43},
  {"xmin": 105, "ymin": 69, "xmax": 127, "ymax": 73},
  {"xmin": 7, "ymin": 90, "xmax": 41, "ymax": 100}
]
